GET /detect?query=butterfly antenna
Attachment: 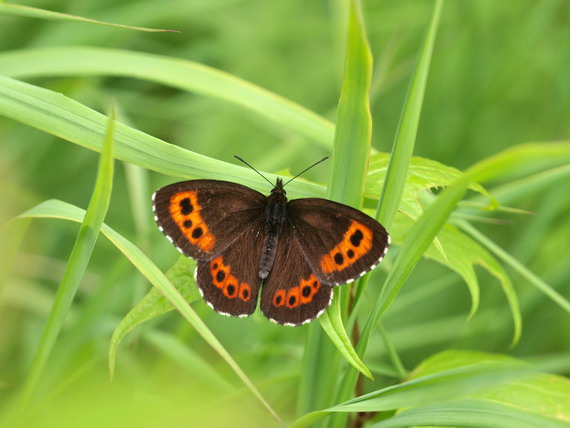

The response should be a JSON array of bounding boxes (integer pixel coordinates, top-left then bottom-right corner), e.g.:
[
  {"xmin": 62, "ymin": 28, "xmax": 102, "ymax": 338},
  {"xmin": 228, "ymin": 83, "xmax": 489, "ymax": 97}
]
[
  {"xmin": 234, "ymin": 155, "xmax": 274, "ymax": 187},
  {"xmin": 283, "ymin": 156, "xmax": 329, "ymax": 187}
]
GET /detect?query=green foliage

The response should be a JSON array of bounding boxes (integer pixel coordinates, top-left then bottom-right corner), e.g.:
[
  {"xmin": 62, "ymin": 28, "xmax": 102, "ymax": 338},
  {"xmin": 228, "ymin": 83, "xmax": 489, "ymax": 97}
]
[{"xmin": 1, "ymin": 0, "xmax": 569, "ymax": 427}]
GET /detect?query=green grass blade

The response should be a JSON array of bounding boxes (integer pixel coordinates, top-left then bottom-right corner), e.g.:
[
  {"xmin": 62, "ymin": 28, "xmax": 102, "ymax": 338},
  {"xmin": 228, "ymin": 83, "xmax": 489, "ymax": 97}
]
[
  {"xmin": 0, "ymin": 47, "xmax": 334, "ymax": 149},
  {"xmin": 457, "ymin": 220, "xmax": 570, "ymax": 315},
  {"xmin": 300, "ymin": 0, "xmax": 374, "ymax": 417},
  {"xmin": 14, "ymin": 109, "xmax": 115, "ymax": 416},
  {"xmin": 16, "ymin": 200, "xmax": 283, "ymax": 426},
  {"xmin": 110, "ymin": 257, "xmax": 200, "ymax": 356},
  {"xmin": 291, "ymin": 361, "xmax": 532, "ymax": 428},
  {"xmin": 332, "ymin": 0, "xmax": 446, "ymax": 409},
  {"xmin": 0, "ymin": 3, "xmax": 178, "ymax": 32},
  {"xmin": 370, "ymin": 399, "xmax": 570, "ymax": 428},
  {"xmin": 0, "ymin": 75, "xmax": 324, "ymax": 199},
  {"xmin": 376, "ymin": 0, "xmax": 444, "ymax": 229}
]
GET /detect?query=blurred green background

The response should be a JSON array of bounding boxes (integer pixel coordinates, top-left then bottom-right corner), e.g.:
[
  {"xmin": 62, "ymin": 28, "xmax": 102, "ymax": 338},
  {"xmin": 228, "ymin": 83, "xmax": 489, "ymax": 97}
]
[{"xmin": 1, "ymin": 0, "xmax": 569, "ymax": 426}]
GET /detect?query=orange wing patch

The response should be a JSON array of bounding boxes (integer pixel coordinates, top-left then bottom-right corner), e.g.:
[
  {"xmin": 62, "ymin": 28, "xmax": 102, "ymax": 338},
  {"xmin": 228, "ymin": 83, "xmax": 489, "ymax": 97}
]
[
  {"xmin": 320, "ymin": 220, "xmax": 373, "ymax": 274},
  {"xmin": 272, "ymin": 274, "xmax": 321, "ymax": 308},
  {"xmin": 169, "ymin": 191, "xmax": 216, "ymax": 252},
  {"xmin": 209, "ymin": 256, "xmax": 251, "ymax": 302}
]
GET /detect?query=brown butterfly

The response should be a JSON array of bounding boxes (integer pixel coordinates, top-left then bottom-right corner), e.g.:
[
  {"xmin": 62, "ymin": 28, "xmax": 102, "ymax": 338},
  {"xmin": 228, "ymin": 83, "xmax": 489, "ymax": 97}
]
[{"xmin": 152, "ymin": 157, "xmax": 390, "ymax": 326}]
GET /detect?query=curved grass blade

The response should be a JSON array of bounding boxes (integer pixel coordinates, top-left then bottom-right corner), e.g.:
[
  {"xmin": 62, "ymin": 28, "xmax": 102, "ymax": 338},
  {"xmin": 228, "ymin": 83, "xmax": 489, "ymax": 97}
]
[
  {"xmin": 0, "ymin": 3, "xmax": 178, "ymax": 32},
  {"xmin": 0, "ymin": 75, "xmax": 324, "ymax": 200},
  {"xmin": 457, "ymin": 220, "xmax": 570, "ymax": 315},
  {"xmin": 291, "ymin": 360, "xmax": 535, "ymax": 428},
  {"xmin": 15, "ymin": 200, "xmax": 283, "ymax": 425},
  {"xmin": 0, "ymin": 47, "xmax": 334, "ymax": 149},
  {"xmin": 14, "ymin": 109, "xmax": 115, "ymax": 417},
  {"xmin": 300, "ymin": 0, "xmax": 374, "ymax": 417},
  {"xmin": 376, "ymin": 0, "xmax": 444, "ymax": 230},
  {"xmin": 332, "ymin": 0, "xmax": 446, "ymax": 410},
  {"xmin": 370, "ymin": 399, "xmax": 570, "ymax": 428},
  {"xmin": 110, "ymin": 256, "xmax": 200, "ymax": 358}
]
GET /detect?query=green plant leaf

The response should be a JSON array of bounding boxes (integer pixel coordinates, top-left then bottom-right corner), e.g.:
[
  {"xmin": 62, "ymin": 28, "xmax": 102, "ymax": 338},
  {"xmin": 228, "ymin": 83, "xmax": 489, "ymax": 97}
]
[
  {"xmin": 376, "ymin": 0, "xmax": 444, "ymax": 230},
  {"xmin": 15, "ymin": 110, "xmax": 115, "ymax": 415},
  {"xmin": 370, "ymin": 399, "xmax": 570, "ymax": 428},
  {"xmin": 0, "ymin": 3, "xmax": 178, "ymax": 32},
  {"xmin": 0, "ymin": 75, "xmax": 324, "ymax": 200},
  {"xmin": 291, "ymin": 350, "xmax": 570, "ymax": 428},
  {"xmin": 332, "ymin": 0, "xmax": 446, "ymax": 414},
  {"xmin": 367, "ymin": 153, "xmax": 495, "ymax": 222},
  {"xmin": 14, "ymin": 200, "xmax": 282, "ymax": 425},
  {"xmin": 302, "ymin": 0, "xmax": 373, "ymax": 416},
  {"xmin": 0, "ymin": 47, "xmax": 334, "ymax": 149},
  {"xmin": 109, "ymin": 256, "xmax": 200, "ymax": 357}
]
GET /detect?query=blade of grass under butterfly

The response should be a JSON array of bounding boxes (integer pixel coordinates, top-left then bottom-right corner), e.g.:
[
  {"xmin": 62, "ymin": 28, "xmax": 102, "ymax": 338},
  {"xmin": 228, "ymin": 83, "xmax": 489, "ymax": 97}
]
[
  {"xmin": 291, "ymin": 361, "xmax": 536, "ymax": 428},
  {"xmin": 15, "ymin": 200, "xmax": 283, "ymax": 426},
  {"xmin": 299, "ymin": 0, "xmax": 374, "ymax": 418},
  {"xmin": 332, "ymin": 0, "xmax": 445, "ymax": 412},
  {"xmin": 334, "ymin": 175, "xmax": 469, "ymax": 412},
  {"xmin": 14, "ymin": 108, "xmax": 115, "ymax": 418},
  {"xmin": 0, "ymin": 47, "xmax": 333, "ymax": 149},
  {"xmin": 0, "ymin": 75, "xmax": 324, "ymax": 200},
  {"xmin": 457, "ymin": 220, "xmax": 570, "ymax": 314},
  {"xmin": 370, "ymin": 399, "xmax": 570, "ymax": 428},
  {"xmin": 0, "ymin": 3, "xmax": 178, "ymax": 32}
]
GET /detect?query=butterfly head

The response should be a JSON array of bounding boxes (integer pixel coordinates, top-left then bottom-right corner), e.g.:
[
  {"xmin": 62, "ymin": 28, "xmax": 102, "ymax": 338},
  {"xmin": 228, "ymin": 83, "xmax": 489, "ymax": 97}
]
[{"xmin": 271, "ymin": 178, "xmax": 286, "ymax": 196}]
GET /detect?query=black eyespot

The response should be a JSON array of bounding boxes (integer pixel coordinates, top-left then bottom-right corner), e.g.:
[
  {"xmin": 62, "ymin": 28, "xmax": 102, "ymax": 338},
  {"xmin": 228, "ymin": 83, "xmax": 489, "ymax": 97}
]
[
  {"xmin": 275, "ymin": 296, "xmax": 282, "ymax": 304},
  {"xmin": 212, "ymin": 263, "xmax": 218, "ymax": 269},
  {"xmin": 302, "ymin": 286, "xmax": 311, "ymax": 297},
  {"xmin": 192, "ymin": 227, "xmax": 203, "ymax": 238},
  {"xmin": 347, "ymin": 249, "xmax": 355, "ymax": 258},
  {"xmin": 242, "ymin": 289, "xmax": 249, "ymax": 298},
  {"xmin": 289, "ymin": 296, "xmax": 296, "ymax": 305},
  {"xmin": 227, "ymin": 284, "xmax": 236, "ymax": 295},
  {"xmin": 179, "ymin": 198, "xmax": 193, "ymax": 215},
  {"xmin": 216, "ymin": 271, "xmax": 225, "ymax": 282},
  {"xmin": 334, "ymin": 253, "xmax": 344, "ymax": 265},
  {"xmin": 313, "ymin": 281, "xmax": 319, "ymax": 288},
  {"xmin": 183, "ymin": 219, "xmax": 192, "ymax": 229},
  {"xmin": 350, "ymin": 230, "xmax": 364, "ymax": 247}
]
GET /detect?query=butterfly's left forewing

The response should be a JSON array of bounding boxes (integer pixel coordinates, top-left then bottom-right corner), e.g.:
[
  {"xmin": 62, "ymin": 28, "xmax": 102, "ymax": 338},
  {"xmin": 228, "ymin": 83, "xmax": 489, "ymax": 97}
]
[{"xmin": 153, "ymin": 180, "xmax": 266, "ymax": 260}]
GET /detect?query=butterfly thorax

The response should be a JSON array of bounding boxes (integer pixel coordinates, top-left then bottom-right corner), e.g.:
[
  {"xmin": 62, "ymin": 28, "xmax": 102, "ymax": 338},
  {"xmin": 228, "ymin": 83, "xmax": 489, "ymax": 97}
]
[{"xmin": 259, "ymin": 179, "xmax": 288, "ymax": 279}]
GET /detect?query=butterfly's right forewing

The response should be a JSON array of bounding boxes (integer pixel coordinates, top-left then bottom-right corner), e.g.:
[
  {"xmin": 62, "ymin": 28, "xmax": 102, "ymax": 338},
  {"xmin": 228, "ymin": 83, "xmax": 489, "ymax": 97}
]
[{"xmin": 288, "ymin": 198, "xmax": 390, "ymax": 285}]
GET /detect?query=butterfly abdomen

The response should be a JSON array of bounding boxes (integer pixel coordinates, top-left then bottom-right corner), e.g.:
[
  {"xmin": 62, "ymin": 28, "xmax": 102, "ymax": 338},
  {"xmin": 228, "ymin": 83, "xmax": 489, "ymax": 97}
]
[{"xmin": 259, "ymin": 186, "xmax": 288, "ymax": 279}]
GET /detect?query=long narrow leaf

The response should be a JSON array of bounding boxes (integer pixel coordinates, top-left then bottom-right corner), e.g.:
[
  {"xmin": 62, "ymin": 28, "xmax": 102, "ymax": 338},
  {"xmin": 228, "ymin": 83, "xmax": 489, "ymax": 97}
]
[
  {"xmin": 15, "ymin": 110, "xmax": 115, "ymax": 416},
  {"xmin": 0, "ymin": 47, "xmax": 333, "ymax": 149},
  {"xmin": 333, "ymin": 0, "xmax": 446, "ymax": 409},
  {"xmin": 15, "ymin": 200, "xmax": 283, "ymax": 426},
  {"xmin": 0, "ymin": 3, "xmax": 178, "ymax": 32},
  {"xmin": 300, "ymin": 0, "xmax": 374, "ymax": 417},
  {"xmin": 0, "ymin": 75, "xmax": 324, "ymax": 200}
]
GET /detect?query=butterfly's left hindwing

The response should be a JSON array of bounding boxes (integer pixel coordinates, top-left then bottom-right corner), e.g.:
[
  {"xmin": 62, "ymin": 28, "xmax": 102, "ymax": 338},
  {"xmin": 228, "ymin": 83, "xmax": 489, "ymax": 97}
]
[
  {"xmin": 260, "ymin": 224, "xmax": 333, "ymax": 326},
  {"xmin": 153, "ymin": 180, "xmax": 266, "ymax": 260},
  {"xmin": 288, "ymin": 198, "xmax": 390, "ymax": 285},
  {"xmin": 195, "ymin": 221, "xmax": 265, "ymax": 317}
]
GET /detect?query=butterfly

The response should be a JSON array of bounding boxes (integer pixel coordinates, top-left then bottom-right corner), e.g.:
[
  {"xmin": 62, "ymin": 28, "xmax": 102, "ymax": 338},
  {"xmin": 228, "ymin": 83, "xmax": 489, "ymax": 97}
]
[{"xmin": 152, "ymin": 158, "xmax": 390, "ymax": 326}]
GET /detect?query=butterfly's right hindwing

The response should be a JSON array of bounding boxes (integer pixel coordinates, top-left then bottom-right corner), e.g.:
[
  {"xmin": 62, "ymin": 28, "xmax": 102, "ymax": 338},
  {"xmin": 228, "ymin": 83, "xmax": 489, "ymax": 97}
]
[{"xmin": 260, "ymin": 223, "xmax": 333, "ymax": 325}]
